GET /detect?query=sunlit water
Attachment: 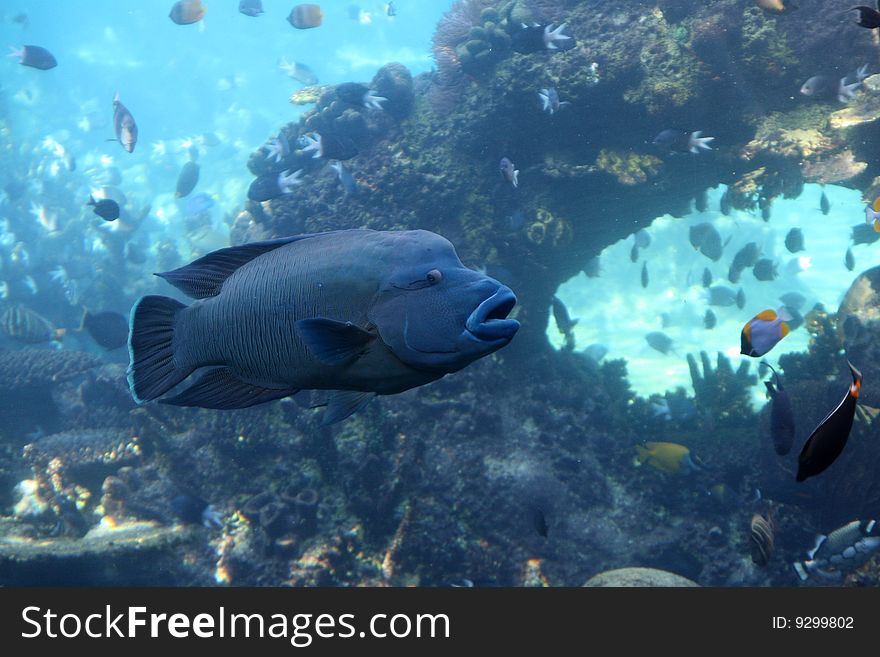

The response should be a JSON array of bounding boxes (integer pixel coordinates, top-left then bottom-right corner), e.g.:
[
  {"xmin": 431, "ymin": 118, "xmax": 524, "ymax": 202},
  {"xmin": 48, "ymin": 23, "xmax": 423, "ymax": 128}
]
[{"xmin": 550, "ymin": 183, "xmax": 879, "ymax": 405}]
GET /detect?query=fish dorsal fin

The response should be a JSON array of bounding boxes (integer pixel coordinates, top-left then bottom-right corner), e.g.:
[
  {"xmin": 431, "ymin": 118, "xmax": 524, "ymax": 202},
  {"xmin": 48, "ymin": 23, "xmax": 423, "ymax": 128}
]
[
  {"xmin": 156, "ymin": 235, "xmax": 316, "ymax": 299},
  {"xmin": 322, "ymin": 390, "xmax": 375, "ymax": 425}
]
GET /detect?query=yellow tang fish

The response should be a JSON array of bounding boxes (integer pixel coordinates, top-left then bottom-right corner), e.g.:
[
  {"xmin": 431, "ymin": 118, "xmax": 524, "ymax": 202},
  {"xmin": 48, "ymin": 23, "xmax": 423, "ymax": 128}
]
[{"xmin": 634, "ymin": 442, "xmax": 700, "ymax": 474}]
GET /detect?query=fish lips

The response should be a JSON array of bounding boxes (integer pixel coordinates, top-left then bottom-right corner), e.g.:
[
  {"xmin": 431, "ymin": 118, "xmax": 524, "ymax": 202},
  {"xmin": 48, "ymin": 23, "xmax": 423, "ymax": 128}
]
[{"xmin": 464, "ymin": 285, "xmax": 519, "ymax": 346}]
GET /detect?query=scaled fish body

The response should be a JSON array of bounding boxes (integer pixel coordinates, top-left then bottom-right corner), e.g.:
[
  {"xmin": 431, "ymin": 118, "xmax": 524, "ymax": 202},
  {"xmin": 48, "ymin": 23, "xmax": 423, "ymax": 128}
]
[
  {"xmin": 852, "ymin": 5, "xmax": 880, "ymax": 29},
  {"xmin": 820, "ymin": 191, "xmax": 830, "ymax": 215},
  {"xmin": 764, "ymin": 363, "xmax": 795, "ymax": 456},
  {"xmin": 800, "ymin": 75, "xmax": 860, "ymax": 103},
  {"xmin": 793, "ymin": 519, "xmax": 880, "ymax": 581},
  {"xmin": 499, "ymin": 157, "xmax": 519, "ymax": 188},
  {"xmin": 750, "ymin": 513, "xmax": 775, "ymax": 566},
  {"xmin": 175, "ymin": 161, "xmax": 200, "ymax": 198},
  {"xmin": 551, "ymin": 296, "xmax": 577, "ymax": 336},
  {"xmin": 112, "ymin": 92, "xmax": 138, "ymax": 153},
  {"xmin": 784, "ymin": 228, "xmax": 804, "ymax": 253},
  {"xmin": 752, "ymin": 258, "xmax": 778, "ymax": 282},
  {"xmin": 239, "ymin": 0, "xmax": 263, "ymax": 17},
  {"xmin": 127, "ymin": 230, "xmax": 519, "ymax": 424},
  {"xmin": 741, "ymin": 308, "xmax": 790, "ymax": 357},
  {"xmin": 731, "ymin": 242, "xmax": 760, "ymax": 270},
  {"xmin": 845, "ymin": 247, "xmax": 855, "ymax": 271},
  {"xmin": 87, "ymin": 195, "xmax": 119, "ymax": 221},
  {"xmin": 247, "ymin": 170, "xmax": 302, "ymax": 201},
  {"xmin": 719, "ymin": 190, "xmax": 731, "ymax": 215},
  {"xmin": 169, "ymin": 0, "xmax": 207, "ymax": 25},
  {"xmin": 645, "ymin": 331, "xmax": 674, "ymax": 355},
  {"xmin": 689, "ymin": 222, "xmax": 723, "ymax": 261},
  {"xmin": 288, "ymin": 4, "xmax": 323, "ymax": 29},
  {"xmin": 330, "ymin": 162, "xmax": 357, "ymax": 194},
  {"xmin": 635, "ymin": 442, "xmax": 699, "ymax": 475},
  {"xmin": 1, "ymin": 304, "xmax": 64, "ymax": 344},
  {"xmin": 706, "ymin": 285, "xmax": 742, "ymax": 307},
  {"xmin": 796, "ymin": 362, "xmax": 861, "ymax": 483},
  {"xmin": 701, "ymin": 267, "xmax": 712, "ymax": 288},
  {"xmin": 81, "ymin": 310, "xmax": 129, "ymax": 350},
  {"xmin": 641, "ymin": 262, "xmax": 649, "ymax": 288},
  {"xmin": 9, "ymin": 45, "xmax": 57, "ymax": 70},
  {"xmin": 511, "ymin": 23, "xmax": 571, "ymax": 53},
  {"xmin": 653, "ymin": 129, "xmax": 714, "ymax": 154},
  {"xmin": 538, "ymin": 87, "xmax": 568, "ymax": 115},
  {"xmin": 703, "ymin": 309, "xmax": 716, "ymax": 329}
]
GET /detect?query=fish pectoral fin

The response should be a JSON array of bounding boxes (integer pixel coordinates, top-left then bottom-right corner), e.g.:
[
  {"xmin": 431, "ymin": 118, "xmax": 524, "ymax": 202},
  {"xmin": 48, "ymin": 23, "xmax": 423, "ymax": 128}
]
[
  {"xmin": 322, "ymin": 390, "xmax": 375, "ymax": 425},
  {"xmin": 156, "ymin": 234, "xmax": 329, "ymax": 299},
  {"xmin": 296, "ymin": 318, "xmax": 375, "ymax": 365},
  {"xmin": 159, "ymin": 367, "xmax": 298, "ymax": 409}
]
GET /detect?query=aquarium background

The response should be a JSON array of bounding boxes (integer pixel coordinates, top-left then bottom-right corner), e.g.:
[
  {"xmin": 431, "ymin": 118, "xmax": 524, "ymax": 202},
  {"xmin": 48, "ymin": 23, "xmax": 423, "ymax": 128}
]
[{"xmin": 1, "ymin": 0, "xmax": 880, "ymax": 587}]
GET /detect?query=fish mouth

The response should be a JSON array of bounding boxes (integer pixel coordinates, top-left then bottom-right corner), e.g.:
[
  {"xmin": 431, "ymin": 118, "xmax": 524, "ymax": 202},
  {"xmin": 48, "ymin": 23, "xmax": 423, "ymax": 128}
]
[{"xmin": 465, "ymin": 286, "xmax": 519, "ymax": 343}]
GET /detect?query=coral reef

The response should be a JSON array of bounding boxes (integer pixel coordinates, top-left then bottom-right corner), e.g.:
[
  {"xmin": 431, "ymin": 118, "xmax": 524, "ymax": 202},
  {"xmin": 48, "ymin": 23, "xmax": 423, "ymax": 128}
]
[
  {"xmin": 595, "ymin": 149, "xmax": 662, "ymax": 186},
  {"xmin": 687, "ymin": 351, "xmax": 756, "ymax": 430},
  {"xmin": 583, "ymin": 566, "xmax": 698, "ymax": 587},
  {"xmin": 0, "ymin": 348, "xmax": 101, "ymax": 392}
]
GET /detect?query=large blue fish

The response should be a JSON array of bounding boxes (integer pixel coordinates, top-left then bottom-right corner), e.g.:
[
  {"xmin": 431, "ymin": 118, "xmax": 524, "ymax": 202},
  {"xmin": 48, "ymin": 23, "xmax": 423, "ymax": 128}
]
[{"xmin": 127, "ymin": 230, "xmax": 519, "ymax": 423}]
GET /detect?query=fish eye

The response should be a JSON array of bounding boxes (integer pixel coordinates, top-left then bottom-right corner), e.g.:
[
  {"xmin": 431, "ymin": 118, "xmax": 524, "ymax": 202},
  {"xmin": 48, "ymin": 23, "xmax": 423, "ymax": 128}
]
[{"xmin": 426, "ymin": 269, "xmax": 442, "ymax": 284}]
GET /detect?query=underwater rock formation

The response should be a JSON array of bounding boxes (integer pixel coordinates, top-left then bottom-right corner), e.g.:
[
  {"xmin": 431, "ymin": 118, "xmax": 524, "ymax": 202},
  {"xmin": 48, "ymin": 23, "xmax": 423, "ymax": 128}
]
[
  {"xmin": 0, "ymin": 348, "xmax": 101, "ymax": 392},
  {"xmin": 0, "ymin": 517, "xmax": 194, "ymax": 585},
  {"xmin": 583, "ymin": 566, "xmax": 698, "ymax": 587}
]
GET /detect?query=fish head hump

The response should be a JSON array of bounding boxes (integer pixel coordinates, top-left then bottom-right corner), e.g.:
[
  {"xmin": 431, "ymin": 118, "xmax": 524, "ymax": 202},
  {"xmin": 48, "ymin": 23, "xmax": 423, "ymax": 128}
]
[{"xmin": 368, "ymin": 230, "xmax": 519, "ymax": 373}]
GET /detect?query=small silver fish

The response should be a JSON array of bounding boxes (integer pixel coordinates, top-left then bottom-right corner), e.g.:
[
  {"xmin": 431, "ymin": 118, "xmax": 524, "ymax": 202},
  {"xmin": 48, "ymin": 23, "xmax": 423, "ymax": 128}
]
[{"xmin": 112, "ymin": 92, "xmax": 138, "ymax": 153}]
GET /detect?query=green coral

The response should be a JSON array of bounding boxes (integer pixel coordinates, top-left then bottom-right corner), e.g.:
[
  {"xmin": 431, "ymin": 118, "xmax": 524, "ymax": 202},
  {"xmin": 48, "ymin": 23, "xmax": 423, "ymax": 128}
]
[
  {"xmin": 740, "ymin": 6, "xmax": 796, "ymax": 80},
  {"xmin": 596, "ymin": 149, "xmax": 662, "ymax": 186}
]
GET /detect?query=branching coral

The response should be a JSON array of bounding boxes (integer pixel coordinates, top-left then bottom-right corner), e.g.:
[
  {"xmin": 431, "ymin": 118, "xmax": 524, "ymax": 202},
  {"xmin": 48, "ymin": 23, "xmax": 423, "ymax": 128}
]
[{"xmin": 687, "ymin": 351, "xmax": 756, "ymax": 429}]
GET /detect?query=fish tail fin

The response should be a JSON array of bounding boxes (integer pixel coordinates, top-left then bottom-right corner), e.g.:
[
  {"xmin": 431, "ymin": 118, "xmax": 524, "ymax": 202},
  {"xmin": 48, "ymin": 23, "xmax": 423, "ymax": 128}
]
[
  {"xmin": 127, "ymin": 295, "xmax": 192, "ymax": 403},
  {"xmin": 776, "ymin": 306, "xmax": 793, "ymax": 322},
  {"xmin": 87, "ymin": 194, "xmax": 96, "ymax": 206},
  {"xmin": 838, "ymin": 78, "xmax": 861, "ymax": 102},
  {"xmin": 8, "ymin": 46, "xmax": 23, "ymax": 61},
  {"xmin": 793, "ymin": 561, "xmax": 809, "ymax": 581}
]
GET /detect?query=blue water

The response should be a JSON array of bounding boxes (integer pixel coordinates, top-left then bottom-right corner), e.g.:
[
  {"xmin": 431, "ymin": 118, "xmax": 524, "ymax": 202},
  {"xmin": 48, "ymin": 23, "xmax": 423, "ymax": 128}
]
[{"xmin": 2, "ymin": 1, "xmax": 879, "ymax": 589}]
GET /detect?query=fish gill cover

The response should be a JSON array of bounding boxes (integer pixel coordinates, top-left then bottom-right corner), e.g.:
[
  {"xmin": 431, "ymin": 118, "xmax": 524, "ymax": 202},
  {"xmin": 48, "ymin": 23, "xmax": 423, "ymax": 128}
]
[{"xmin": 1, "ymin": 0, "xmax": 880, "ymax": 588}]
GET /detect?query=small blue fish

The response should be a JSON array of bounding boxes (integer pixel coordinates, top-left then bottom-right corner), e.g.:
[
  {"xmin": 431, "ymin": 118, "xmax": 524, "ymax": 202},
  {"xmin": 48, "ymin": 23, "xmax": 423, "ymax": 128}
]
[
  {"xmin": 741, "ymin": 308, "xmax": 791, "ymax": 357},
  {"xmin": 537, "ymin": 87, "xmax": 569, "ymax": 115},
  {"xmin": 184, "ymin": 192, "xmax": 215, "ymax": 216},
  {"xmin": 500, "ymin": 157, "xmax": 519, "ymax": 188},
  {"xmin": 330, "ymin": 162, "xmax": 357, "ymax": 194}
]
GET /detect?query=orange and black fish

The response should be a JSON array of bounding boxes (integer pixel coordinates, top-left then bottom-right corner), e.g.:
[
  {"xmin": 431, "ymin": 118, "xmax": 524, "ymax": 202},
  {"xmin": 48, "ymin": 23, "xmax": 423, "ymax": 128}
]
[{"xmin": 796, "ymin": 362, "xmax": 861, "ymax": 482}]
